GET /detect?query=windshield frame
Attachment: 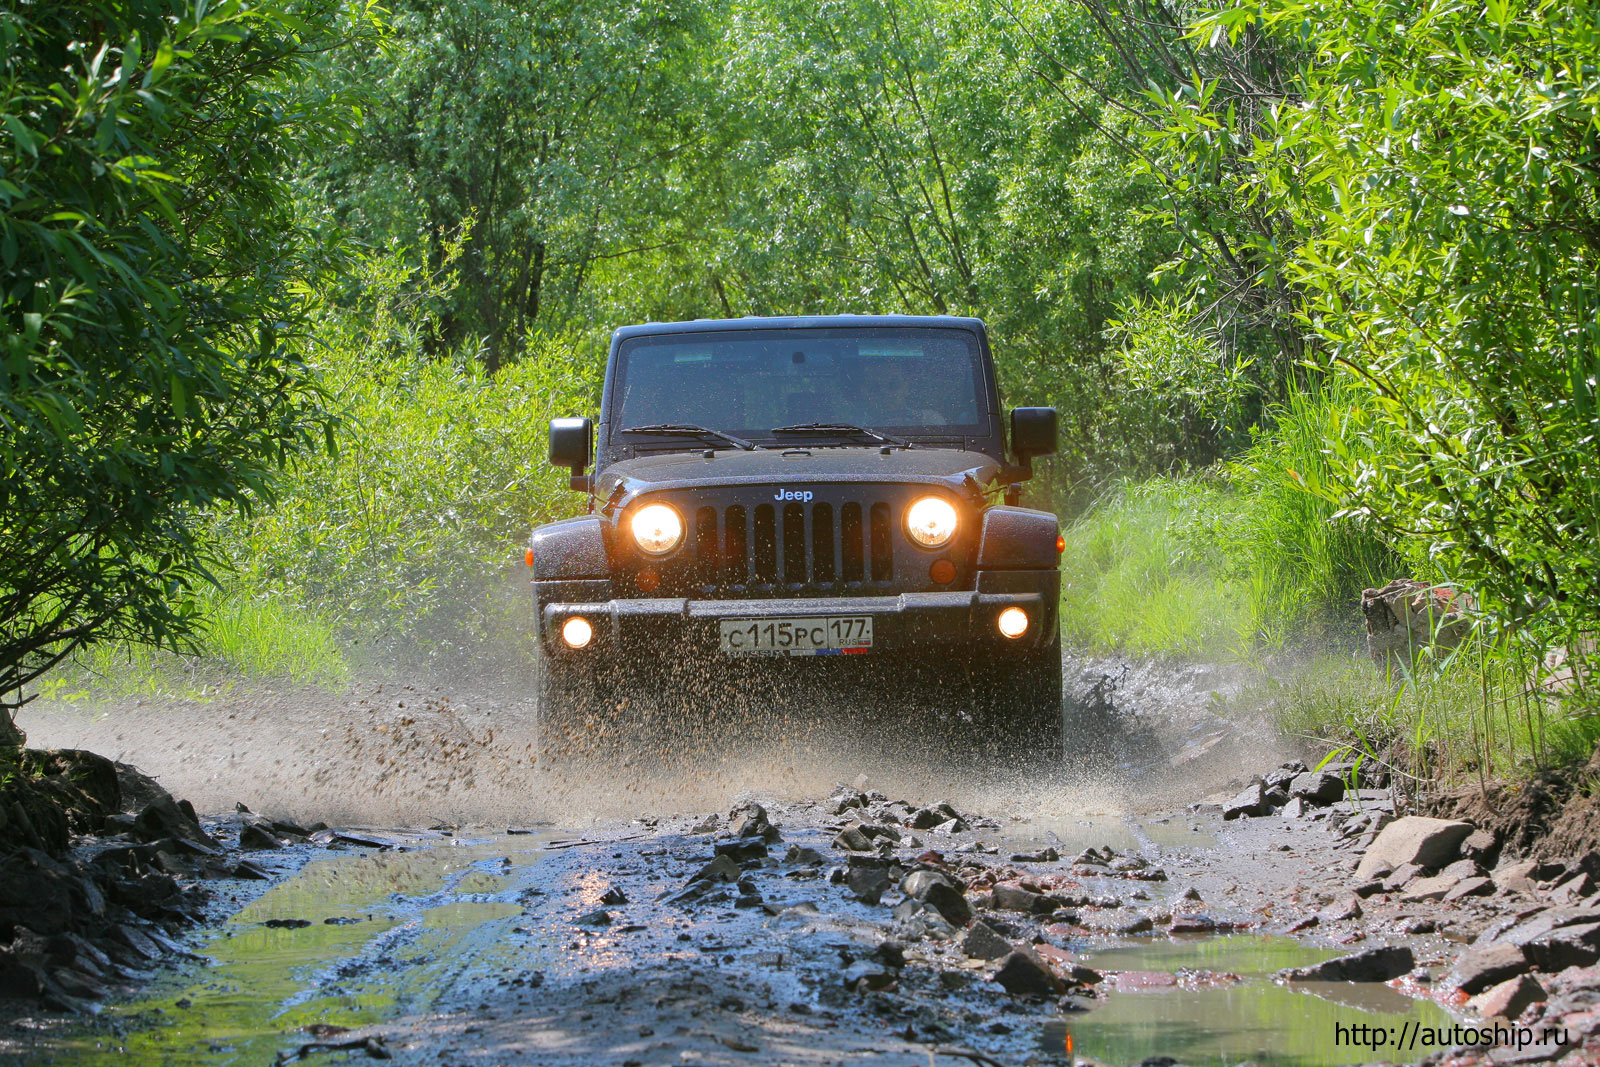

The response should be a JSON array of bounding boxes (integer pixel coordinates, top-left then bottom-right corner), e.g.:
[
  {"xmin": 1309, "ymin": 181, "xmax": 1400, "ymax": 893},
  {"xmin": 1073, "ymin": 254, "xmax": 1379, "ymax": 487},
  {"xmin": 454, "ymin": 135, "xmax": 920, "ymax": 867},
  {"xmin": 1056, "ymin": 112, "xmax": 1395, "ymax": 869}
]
[{"xmin": 598, "ymin": 319, "xmax": 1002, "ymax": 468}]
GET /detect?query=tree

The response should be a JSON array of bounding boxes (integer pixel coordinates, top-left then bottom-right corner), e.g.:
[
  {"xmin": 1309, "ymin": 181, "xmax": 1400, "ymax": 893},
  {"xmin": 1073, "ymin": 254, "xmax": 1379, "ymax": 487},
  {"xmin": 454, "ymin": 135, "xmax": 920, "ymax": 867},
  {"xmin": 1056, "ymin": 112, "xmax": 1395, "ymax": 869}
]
[{"xmin": 0, "ymin": 0, "xmax": 373, "ymax": 742}]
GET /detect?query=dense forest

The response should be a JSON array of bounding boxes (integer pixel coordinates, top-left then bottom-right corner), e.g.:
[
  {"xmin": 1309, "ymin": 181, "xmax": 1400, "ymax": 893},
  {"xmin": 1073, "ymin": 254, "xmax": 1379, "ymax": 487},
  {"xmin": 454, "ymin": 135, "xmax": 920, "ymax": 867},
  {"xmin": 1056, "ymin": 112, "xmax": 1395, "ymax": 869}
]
[{"xmin": 3, "ymin": 0, "xmax": 1596, "ymax": 778}]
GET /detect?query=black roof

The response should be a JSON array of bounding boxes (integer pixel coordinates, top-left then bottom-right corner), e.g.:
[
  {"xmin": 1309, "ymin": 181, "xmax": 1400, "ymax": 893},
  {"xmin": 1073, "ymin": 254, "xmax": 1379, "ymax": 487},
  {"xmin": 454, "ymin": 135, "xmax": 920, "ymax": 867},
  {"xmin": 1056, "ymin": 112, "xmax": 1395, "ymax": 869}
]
[{"xmin": 611, "ymin": 314, "xmax": 987, "ymax": 343}]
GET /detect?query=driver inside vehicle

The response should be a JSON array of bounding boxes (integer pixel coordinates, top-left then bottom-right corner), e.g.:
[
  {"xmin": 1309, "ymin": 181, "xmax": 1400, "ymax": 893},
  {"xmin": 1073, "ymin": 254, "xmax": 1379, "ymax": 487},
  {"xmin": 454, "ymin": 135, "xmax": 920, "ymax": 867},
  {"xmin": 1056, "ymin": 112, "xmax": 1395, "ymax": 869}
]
[{"xmin": 861, "ymin": 359, "xmax": 947, "ymax": 426}]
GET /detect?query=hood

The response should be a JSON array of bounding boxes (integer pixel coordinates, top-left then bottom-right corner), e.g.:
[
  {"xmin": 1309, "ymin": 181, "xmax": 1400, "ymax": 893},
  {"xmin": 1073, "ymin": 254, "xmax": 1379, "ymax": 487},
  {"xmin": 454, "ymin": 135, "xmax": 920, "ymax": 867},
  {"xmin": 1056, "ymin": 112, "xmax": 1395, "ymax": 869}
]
[{"xmin": 595, "ymin": 447, "xmax": 1001, "ymax": 504}]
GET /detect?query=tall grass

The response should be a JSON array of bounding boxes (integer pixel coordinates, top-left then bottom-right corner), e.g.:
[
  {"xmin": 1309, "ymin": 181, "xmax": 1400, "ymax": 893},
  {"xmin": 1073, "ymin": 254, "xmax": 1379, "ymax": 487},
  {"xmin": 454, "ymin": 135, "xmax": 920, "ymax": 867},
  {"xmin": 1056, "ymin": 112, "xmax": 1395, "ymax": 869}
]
[{"xmin": 1058, "ymin": 477, "xmax": 1252, "ymax": 657}]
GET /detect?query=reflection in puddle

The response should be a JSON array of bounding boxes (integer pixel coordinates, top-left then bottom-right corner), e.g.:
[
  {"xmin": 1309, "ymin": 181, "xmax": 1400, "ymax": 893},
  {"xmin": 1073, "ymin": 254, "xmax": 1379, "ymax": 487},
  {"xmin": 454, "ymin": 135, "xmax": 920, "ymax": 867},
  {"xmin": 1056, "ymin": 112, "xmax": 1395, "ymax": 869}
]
[
  {"xmin": 56, "ymin": 835, "xmax": 551, "ymax": 1065},
  {"xmin": 1057, "ymin": 934, "xmax": 1458, "ymax": 1066}
]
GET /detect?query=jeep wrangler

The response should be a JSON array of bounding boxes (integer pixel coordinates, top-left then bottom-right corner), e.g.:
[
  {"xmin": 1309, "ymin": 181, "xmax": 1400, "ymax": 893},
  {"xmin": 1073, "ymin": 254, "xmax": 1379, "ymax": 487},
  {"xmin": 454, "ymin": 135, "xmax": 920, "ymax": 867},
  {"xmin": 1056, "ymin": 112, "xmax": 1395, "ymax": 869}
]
[{"xmin": 528, "ymin": 315, "xmax": 1063, "ymax": 761}]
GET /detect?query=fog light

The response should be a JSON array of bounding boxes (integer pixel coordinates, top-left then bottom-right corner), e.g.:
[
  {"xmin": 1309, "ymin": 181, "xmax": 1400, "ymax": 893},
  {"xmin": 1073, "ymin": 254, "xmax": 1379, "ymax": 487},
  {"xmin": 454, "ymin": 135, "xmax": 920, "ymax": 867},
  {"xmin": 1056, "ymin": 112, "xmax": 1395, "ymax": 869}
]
[
  {"xmin": 997, "ymin": 607, "xmax": 1029, "ymax": 639},
  {"xmin": 561, "ymin": 616, "xmax": 594, "ymax": 648}
]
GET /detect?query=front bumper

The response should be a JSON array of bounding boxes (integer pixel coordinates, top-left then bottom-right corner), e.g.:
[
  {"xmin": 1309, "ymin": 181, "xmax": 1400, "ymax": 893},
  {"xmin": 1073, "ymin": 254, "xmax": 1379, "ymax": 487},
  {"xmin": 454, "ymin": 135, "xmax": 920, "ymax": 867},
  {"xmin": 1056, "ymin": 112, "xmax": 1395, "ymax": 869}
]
[{"xmin": 540, "ymin": 590, "xmax": 1053, "ymax": 656}]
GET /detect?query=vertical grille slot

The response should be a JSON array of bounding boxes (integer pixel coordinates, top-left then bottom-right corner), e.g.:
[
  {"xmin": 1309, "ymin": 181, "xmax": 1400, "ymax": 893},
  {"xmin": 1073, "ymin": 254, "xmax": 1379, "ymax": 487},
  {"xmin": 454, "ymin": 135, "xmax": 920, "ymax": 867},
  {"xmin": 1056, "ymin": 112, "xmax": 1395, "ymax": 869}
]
[
  {"xmin": 869, "ymin": 502, "xmax": 893, "ymax": 581},
  {"xmin": 693, "ymin": 506, "xmax": 718, "ymax": 585},
  {"xmin": 840, "ymin": 502, "xmax": 864, "ymax": 582},
  {"xmin": 782, "ymin": 503, "xmax": 806, "ymax": 584},
  {"xmin": 811, "ymin": 503, "xmax": 836, "ymax": 582},
  {"xmin": 753, "ymin": 504, "xmax": 777, "ymax": 582},
  {"xmin": 724, "ymin": 505, "xmax": 748, "ymax": 585}
]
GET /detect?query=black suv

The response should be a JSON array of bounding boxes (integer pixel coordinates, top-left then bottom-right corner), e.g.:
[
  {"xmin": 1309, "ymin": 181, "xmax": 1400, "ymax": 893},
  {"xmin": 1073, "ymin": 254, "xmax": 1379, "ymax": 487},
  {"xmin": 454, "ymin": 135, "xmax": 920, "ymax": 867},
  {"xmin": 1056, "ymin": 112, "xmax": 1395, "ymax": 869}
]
[{"xmin": 529, "ymin": 315, "xmax": 1064, "ymax": 759}]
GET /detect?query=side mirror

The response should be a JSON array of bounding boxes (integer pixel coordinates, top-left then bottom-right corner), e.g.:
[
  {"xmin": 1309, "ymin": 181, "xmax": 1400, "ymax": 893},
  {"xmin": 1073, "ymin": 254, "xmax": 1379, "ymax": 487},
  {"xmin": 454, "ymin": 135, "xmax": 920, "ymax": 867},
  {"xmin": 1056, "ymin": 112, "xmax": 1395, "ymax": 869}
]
[
  {"xmin": 549, "ymin": 417, "xmax": 593, "ymax": 491},
  {"xmin": 1010, "ymin": 407, "xmax": 1058, "ymax": 459}
]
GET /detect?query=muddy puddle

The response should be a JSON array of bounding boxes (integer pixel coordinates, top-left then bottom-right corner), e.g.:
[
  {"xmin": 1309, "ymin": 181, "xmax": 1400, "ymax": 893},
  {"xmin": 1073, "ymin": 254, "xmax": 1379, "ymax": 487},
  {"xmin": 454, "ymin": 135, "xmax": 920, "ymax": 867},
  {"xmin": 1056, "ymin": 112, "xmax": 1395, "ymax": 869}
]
[
  {"xmin": 41, "ymin": 817, "xmax": 1466, "ymax": 1067},
  {"xmin": 1057, "ymin": 935, "xmax": 1457, "ymax": 1066}
]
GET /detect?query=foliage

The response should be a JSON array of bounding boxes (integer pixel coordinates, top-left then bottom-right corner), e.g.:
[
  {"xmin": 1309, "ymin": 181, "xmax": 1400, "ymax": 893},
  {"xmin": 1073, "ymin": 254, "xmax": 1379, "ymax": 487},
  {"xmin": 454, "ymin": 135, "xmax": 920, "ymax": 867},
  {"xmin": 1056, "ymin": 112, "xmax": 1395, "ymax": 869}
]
[
  {"xmin": 205, "ymin": 247, "xmax": 603, "ymax": 658},
  {"xmin": 0, "ymin": 1, "xmax": 373, "ymax": 731},
  {"xmin": 1227, "ymin": 0, "xmax": 1600, "ymax": 653}
]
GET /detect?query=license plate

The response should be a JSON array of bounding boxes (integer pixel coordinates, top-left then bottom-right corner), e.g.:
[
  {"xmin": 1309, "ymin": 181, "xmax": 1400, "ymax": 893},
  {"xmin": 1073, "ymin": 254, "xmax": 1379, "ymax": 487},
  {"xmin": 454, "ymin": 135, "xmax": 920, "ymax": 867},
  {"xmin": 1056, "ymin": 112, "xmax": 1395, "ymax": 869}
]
[{"xmin": 718, "ymin": 616, "xmax": 873, "ymax": 656}]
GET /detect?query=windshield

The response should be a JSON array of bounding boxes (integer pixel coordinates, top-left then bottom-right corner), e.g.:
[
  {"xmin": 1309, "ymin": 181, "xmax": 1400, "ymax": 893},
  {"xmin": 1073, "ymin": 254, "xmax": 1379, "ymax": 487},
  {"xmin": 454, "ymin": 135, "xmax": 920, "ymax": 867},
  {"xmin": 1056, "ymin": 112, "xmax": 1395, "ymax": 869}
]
[{"xmin": 610, "ymin": 327, "xmax": 987, "ymax": 444}]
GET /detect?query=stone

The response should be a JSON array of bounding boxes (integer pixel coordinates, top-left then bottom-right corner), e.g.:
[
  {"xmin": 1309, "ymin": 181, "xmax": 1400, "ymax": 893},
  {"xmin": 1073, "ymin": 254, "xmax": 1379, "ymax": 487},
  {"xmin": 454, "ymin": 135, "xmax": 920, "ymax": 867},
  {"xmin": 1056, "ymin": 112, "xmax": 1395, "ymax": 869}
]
[
  {"xmin": 1461, "ymin": 828, "xmax": 1499, "ymax": 863},
  {"xmin": 1400, "ymin": 874, "xmax": 1461, "ymax": 902},
  {"xmin": 783, "ymin": 845, "xmax": 824, "ymax": 866},
  {"xmin": 1224, "ymin": 783, "xmax": 1270, "ymax": 820},
  {"xmin": 1289, "ymin": 772, "xmax": 1345, "ymax": 805},
  {"xmin": 826, "ymin": 791, "xmax": 867, "ymax": 815},
  {"xmin": 1445, "ymin": 942, "xmax": 1530, "ymax": 994},
  {"xmin": 1277, "ymin": 945, "xmax": 1415, "ymax": 982},
  {"xmin": 1382, "ymin": 862, "xmax": 1427, "ymax": 892},
  {"xmin": 1523, "ymin": 921, "xmax": 1600, "ymax": 971},
  {"xmin": 994, "ymin": 946, "xmax": 1065, "ymax": 996},
  {"xmin": 132, "ymin": 796, "xmax": 219, "ymax": 851},
  {"xmin": 689, "ymin": 855, "xmax": 741, "ymax": 884},
  {"xmin": 1280, "ymin": 798, "xmax": 1309, "ymax": 819},
  {"xmin": 832, "ymin": 825, "xmax": 874, "ymax": 852},
  {"xmin": 900, "ymin": 870, "xmax": 972, "ymax": 926},
  {"xmin": 1492, "ymin": 859, "xmax": 1567, "ymax": 895},
  {"xmin": 1035, "ymin": 944, "xmax": 1102, "ymax": 987},
  {"xmin": 1010, "ymin": 848, "xmax": 1059, "ymax": 863},
  {"xmin": 988, "ymin": 885, "xmax": 1048, "ymax": 914},
  {"xmin": 1265, "ymin": 761, "xmax": 1308, "ymax": 789},
  {"xmin": 729, "ymin": 802, "xmax": 780, "ymax": 841},
  {"xmin": 1170, "ymin": 915, "xmax": 1218, "ymax": 934},
  {"xmin": 1319, "ymin": 896, "xmax": 1363, "ymax": 922},
  {"xmin": 847, "ymin": 866, "xmax": 892, "ymax": 905},
  {"xmin": 599, "ymin": 886, "xmax": 629, "ymax": 905},
  {"xmin": 842, "ymin": 960, "xmax": 893, "ymax": 992},
  {"xmin": 908, "ymin": 808, "xmax": 944, "ymax": 830},
  {"xmin": 714, "ymin": 839, "xmax": 768, "ymax": 862},
  {"xmin": 238, "ymin": 824, "xmax": 283, "ymax": 851},
  {"xmin": 932, "ymin": 818, "xmax": 968, "ymax": 834},
  {"xmin": 1444, "ymin": 877, "xmax": 1495, "ymax": 902},
  {"xmin": 959, "ymin": 920, "xmax": 1013, "ymax": 961},
  {"xmin": 1441, "ymin": 858, "xmax": 1485, "ymax": 881},
  {"xmin": 1353, "ymin": 816, "xmax": 1475, "ymax": 881},
  {"xmin": 1469, "ymin": 974, "xmax": 1546, "ymax": 1020}
]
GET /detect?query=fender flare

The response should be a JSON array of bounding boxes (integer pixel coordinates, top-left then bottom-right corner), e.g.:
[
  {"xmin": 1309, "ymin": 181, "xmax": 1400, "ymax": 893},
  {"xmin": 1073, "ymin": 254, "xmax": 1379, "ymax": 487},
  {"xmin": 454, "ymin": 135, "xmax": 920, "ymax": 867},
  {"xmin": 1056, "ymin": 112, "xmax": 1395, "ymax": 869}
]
[{"xmin": 530, "ymin": 516, "xmax": 609, "ymax": 581}]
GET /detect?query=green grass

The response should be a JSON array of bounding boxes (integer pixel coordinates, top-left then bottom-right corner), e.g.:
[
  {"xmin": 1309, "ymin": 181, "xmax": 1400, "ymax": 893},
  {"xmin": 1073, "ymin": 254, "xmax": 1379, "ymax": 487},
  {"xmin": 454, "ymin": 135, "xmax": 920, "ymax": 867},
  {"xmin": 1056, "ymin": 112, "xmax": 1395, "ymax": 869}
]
[{"xmin": 1058, "ymin": 476, "xmax": 1253, "ymax": 658}]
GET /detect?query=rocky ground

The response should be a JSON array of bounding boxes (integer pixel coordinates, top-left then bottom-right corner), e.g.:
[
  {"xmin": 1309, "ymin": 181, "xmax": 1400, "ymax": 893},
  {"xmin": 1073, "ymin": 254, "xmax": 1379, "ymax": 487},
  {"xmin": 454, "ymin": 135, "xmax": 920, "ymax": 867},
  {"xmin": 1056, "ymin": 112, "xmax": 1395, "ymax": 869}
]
[{"xmin": 3, "ymin": 663, "xmax": 1599, "ymax": 1065}]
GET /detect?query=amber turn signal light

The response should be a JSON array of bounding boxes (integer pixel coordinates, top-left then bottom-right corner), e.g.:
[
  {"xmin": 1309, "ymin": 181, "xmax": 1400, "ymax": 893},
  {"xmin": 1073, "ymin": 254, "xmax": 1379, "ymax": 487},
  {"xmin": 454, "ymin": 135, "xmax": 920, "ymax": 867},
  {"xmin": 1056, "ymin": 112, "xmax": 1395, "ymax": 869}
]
[
  {"xmin": 636, "ymin": 567, "xmax": 661, "ymax": 593},
  {"xmin": 525, "ymin": 548, "xmax": 535, "ymax": 568},
  {"xmin": 1056, "ymin": 535, "xmax": 1065, "ymax": 554},
  {"xmin": 929, "ymin": 559, "xmax": 956, "ymax": 584}
]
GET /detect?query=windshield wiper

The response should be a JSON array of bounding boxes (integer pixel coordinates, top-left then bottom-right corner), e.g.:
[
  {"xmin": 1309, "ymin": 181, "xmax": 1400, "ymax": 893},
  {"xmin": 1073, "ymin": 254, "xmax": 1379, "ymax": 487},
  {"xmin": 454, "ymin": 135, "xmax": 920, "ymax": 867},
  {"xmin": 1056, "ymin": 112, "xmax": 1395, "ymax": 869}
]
[
  {"xmin": 622, "ymin": 423, "xmax": 759, "ymax": 451},
  {"xmin": 770, "ymin": 422, "xmax": 914, "ymax": 449}
]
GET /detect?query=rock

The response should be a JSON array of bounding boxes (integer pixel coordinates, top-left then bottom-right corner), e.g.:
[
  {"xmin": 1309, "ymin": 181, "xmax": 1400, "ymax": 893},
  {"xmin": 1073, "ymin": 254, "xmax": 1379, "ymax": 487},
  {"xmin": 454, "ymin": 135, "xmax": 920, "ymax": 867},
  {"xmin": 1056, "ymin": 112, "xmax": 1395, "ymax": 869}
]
[
  {"xmin": 573, "ymin": 908, "xmax": 613, "ymax": 928},
  {"xmin": 842, "ymin": 960, "xmax": 893, "ymax": 991},
  {"xmin": 900, "ymin": 870, "xmax": 972, "ymax": 926},
  {"xmin": 908, "ymin": 808, "xmax": 944, "ymax": 830},
  {"xmin": 689, "ymin": 855, "xmax": 741, "ymax": 884},
  {"xmin": 847, "ymin": 866, "xmax": 892, "ymax": 905},
  {"xmin": 1010, "ymin": 848, "xmax": 1059, "ymax": 863},
  {"xmin": 1277, "ymin": 945, "xmax": 1415, "ymax": 982},
  {"xmin": 1469, "ymin": 974, "xmax": 1546, "ymax": 1019},
  {"xmin": 1289, "ymin": 772, "xmax": 1345, "ymax": 805},
  {"xmin": 1170, "ymin": 915, "xmax": 1218, "ymax": 934},
  {"xmin": 1446, "ymin": 942, "xmax": 1530, "ymax": 994},
  {"xmin": 1280, "ymin": 798, "xmax": 1309, "ymax": 819},
  {"xmin": 1265, "ymin": 761, "xmax": 1308, "ymax": 789},
  {"xmin": 832, "ymin": 825, "xmax": 874, "ymax": 852},
  {"xmin": 714, "ymin": 839, "xmax": 768, "ymax": 862},
  {"xmin": 1549, "ymin": 871, "xmax": 1597, "ymax": 905},
  {"xmin": 987, "ymin": 885, "xmax": 1047, "ymax": 914},
  {"xmin": 959, "ymin": 920, "xmax": 1012, "ymax": 961},
  {"xmin": 1460, "ymin": 828, "xmax": 1499, "ymax": 864},
  {"xmin": 1492, "ymin": 859, "xmax": 1567, "ymax": 895},
  {"xmin": 1351, "ymin": 880, "xmax": 1386, "ymax": 898},
  {"xmin": 1035, "ymin": 944, "xmax": 1102, "ymax": 987},
  {"xmin": 931, "ymin": 818, "xmax": 968, "ymax": 834},
  {"xmin": 1444, "ymin": 877, "xmax": 1495, "ymax": 902},
  {"xmin": 689, "ymin": 814, "xmax": 720, "ymax": 834},
  {"xmin": 729, "ymin": 802, "xmax": 780, "ymax": 841},
  {"xmin": 783, "ymin": 845, "xmax": 824, "ymax": 867},
  {"xmin": 826, "ymin": 790, "xmax": 868, "ymax": 815},
  {"xmin": 599, "ymin": 886, "xmax": 629, "ymax": 905},
  {"xmin": 901, "ymin": 870, "xmax": 971, "ymax": 924},
  {"xmin": 1441, "ymin": 858, "xmax": 1484, "ymax": 881},
  {"xmin": 1224, "ymin": 783, "xmax": 1270, "ymax": 820},
  {"xmin": 1319, "ymin": 896, "xmax": 1363, "ymax": 922},
  {"xmin": 132, "ymin": 796, "xmax": 219, "ymax": 851},
  {"xmin": 994, "ymin": 946, "xmax": 1065, "ymax": 996},
  {"xmin": 1353, "ymin": 816, "xmax": 1475, "ymax": 881},
  {"xmin": 1400, "ymin": 874, "xmax": 1461, "ymax": 902},
  {"xmin": 1382, "ymin": 862, "xmax": 1427, "ymax": 892},
  {"xmin": 1523, "ymin": 921, "xmax": 1600, "ymax": 971},
  {"xmin": 1362, "ymin": 578, "xmax": 1474, "ymax": 671},
  {"xmin": 238, "ymin": 824, "xmax": 283, "ymax": 851}
]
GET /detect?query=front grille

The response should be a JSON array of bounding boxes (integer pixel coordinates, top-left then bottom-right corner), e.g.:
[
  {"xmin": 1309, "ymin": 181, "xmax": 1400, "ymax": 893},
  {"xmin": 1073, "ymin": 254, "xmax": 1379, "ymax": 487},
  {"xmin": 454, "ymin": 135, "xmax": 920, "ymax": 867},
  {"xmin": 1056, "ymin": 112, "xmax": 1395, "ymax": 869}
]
[{"xmin": 666, "ymin": 497, "xmax": 899, "ymax": 595}]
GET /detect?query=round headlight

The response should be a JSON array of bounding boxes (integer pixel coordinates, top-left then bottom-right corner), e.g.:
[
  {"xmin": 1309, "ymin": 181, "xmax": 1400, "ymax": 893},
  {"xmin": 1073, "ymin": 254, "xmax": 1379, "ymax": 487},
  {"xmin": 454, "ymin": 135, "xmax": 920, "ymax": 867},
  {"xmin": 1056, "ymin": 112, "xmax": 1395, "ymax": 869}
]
[
  {"xmin": 906, "ymin": 497, "xmax": 958, "ymax": 548},
  {"xmin": 630, "ymin": 503, "xmax": 683, "ymax": 555}
]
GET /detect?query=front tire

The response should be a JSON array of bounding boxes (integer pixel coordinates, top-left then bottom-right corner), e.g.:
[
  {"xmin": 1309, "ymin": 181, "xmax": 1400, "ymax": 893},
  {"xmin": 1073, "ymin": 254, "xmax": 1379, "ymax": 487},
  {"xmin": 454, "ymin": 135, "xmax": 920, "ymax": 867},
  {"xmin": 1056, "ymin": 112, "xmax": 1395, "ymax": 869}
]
[{"xmin": 970, "ymin": 634, "xmax": 1065, "ymax": 767}]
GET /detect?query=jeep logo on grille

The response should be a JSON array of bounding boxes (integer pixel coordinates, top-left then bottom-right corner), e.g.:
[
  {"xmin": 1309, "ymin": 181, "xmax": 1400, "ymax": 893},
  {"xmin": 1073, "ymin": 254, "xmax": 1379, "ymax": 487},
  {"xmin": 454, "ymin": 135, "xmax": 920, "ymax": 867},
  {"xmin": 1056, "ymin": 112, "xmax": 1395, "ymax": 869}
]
[{"xmin": 773, "ymin": 489, "xmax": 814, "ymax": 502}]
